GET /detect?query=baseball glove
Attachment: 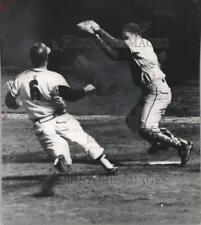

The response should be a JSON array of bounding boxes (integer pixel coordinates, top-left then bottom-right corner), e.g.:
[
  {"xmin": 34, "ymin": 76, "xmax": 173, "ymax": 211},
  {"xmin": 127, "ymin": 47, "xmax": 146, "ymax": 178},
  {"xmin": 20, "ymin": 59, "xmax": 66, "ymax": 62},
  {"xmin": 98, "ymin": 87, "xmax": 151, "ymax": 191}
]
[{"xmin": 77, "ymin": 20, "xmax": 100, "ymax": 35}]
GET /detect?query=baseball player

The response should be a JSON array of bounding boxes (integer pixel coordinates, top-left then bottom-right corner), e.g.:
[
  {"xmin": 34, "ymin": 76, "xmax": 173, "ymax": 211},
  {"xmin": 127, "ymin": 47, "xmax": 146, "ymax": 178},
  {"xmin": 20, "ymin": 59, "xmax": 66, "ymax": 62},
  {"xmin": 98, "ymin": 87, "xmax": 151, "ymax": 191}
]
[
  {"xmin": 77, "ymin": 21, "xmax": 193, "ymax": 167},
  {"xmin": 5, "ymin": 42, "xmax": 118, "ymax": 174}
]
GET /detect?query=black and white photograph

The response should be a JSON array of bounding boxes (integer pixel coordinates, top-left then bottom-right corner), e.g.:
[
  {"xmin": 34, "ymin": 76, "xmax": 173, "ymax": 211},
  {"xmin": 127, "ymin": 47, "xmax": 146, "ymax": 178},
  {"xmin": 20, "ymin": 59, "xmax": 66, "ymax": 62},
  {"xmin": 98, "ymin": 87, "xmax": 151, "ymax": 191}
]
[{"xmin": 1, "ymin": 0, "xmax": 200, "ymax": 224}]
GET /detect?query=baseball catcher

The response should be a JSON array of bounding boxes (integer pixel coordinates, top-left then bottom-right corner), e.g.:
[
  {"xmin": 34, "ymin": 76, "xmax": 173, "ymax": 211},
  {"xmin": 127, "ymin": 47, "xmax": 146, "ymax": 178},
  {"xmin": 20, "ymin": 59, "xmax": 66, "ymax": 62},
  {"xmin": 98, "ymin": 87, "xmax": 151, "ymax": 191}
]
[
  {"xmin": 5, "ymin": 42, "xmax": 118, "ymax": 175},
  {"xmin": 77, "ymin": 20, "xmax": 193, "ymax": 167}
]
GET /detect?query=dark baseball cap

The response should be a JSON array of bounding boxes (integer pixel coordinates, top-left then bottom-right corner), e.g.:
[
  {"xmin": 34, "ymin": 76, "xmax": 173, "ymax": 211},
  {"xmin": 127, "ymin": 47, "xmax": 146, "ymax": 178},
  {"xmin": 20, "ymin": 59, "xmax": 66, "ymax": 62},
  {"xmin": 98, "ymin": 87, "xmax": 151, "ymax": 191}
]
[
  {"xmin": 30, "ymin": 42, "xmax": 51, "ymax": 57},
  {"xmin": 30, "ymin": 42, "xmax": 51, "ymax": 66},
  {"xmin": 122, "ymin": 23, "xmax": 141, "ymax": 35}
]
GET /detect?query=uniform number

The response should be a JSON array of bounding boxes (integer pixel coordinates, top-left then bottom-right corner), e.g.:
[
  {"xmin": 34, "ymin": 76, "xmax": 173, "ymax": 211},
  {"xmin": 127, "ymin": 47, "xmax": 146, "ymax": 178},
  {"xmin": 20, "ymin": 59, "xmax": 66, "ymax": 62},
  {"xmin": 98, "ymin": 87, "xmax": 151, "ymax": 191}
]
[{"xmin": 29, "ymin": 79, "xmax": 41, "ymax": 101}]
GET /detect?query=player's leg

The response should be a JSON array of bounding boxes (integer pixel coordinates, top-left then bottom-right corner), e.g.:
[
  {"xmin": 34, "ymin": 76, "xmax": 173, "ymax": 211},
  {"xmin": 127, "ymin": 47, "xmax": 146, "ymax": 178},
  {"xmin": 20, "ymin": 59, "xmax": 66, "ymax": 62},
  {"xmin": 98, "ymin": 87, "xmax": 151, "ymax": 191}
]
[
  {"xmin": 147, "ymin": 128, "xmax": 173, "ymax": 154},
  {"xmin": 139, "ymin": 80, "xmax": 192, "ymax": 166},
  {"xmin": 34, "ymin": 119, "xmax": 72, "ymax": 172},
  {"xmin": 56, "ymin": 113, "xmax": 118, "ymax": 174},
  {"xmin": 126, "ymin": 94, "xmax": 170, "ymax": 154}
]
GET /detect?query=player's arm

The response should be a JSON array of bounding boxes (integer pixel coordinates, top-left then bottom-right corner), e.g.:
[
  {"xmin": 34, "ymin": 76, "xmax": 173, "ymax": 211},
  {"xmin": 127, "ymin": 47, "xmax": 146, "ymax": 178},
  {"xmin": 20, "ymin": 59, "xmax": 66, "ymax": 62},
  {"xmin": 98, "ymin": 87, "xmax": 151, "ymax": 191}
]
[
  {"xmin": 77, "ymin": 20, "xmax": 129, "ymax": 60},
  {"xmin": 5, "ymin": 91, "xmax": 20, "ymax": 109},
  {"xmin": 95, "ymin": 34, "xmax": 128, "ymax": 60},
  {"xmin": 5, "ymin": 79, "xmax": 21, "ymax": 109},
  {"xmin": 53, "ymin": 84, "xmax": 95, "ymax": 102},
  {"xmin": 57, "ymin": 86, "xmax": 86, "ymax": 102},
  {"xmin": 95, "ymin": 28, "xmax": 128, "ymax": 50}
]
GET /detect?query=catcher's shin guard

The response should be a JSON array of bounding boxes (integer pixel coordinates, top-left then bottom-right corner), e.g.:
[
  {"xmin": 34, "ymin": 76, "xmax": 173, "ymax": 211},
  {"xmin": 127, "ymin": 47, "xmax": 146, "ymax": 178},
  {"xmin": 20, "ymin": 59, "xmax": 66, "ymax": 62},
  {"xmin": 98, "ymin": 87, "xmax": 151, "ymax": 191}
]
[
  {"xmin": 139, "ymin": 126, "xmax": 182, "ymax": 149},
  {"xmin": 160, "ymin": 128, "xmax": 175, "ymax": 139},
  {"xmin": 147, "ymin": 128, "xmax": 173, "ymax": 154}
]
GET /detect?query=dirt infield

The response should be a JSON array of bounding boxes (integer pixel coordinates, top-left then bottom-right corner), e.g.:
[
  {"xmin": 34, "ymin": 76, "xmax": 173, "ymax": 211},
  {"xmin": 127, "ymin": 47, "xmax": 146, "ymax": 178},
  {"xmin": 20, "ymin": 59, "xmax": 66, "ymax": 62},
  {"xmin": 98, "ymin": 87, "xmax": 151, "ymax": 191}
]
[
  {"xmin": 1, "ymin": 113, "xmax": 200, "ymax": 124},
  {"xmin": 2, "ymin": 116, "xmax": 200, "ymax": 225}
]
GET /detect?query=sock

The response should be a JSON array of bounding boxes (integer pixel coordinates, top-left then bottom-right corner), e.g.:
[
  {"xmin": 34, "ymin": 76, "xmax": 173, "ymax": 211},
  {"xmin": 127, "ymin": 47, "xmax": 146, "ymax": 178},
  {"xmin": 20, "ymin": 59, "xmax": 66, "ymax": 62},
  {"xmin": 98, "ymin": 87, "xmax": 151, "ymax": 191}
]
[{"xmin": 97, "ymin": 154, "xmax": 114, "ymax": 170}]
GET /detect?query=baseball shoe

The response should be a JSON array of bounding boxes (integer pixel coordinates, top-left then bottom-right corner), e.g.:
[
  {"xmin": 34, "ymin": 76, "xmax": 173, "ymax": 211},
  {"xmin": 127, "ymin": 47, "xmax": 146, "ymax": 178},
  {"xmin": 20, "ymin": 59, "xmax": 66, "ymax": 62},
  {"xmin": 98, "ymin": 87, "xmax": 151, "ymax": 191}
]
[
  {"xmin": 54, "ymin": 155, "xmax": 71, "ymax": 173},
  {"xmin": 177, "ymin": 141, "xmax": 193, "ymax": 167},
  {"xmin": 105, "ymin": 165, "xmax": 119, "ymax": 175}
]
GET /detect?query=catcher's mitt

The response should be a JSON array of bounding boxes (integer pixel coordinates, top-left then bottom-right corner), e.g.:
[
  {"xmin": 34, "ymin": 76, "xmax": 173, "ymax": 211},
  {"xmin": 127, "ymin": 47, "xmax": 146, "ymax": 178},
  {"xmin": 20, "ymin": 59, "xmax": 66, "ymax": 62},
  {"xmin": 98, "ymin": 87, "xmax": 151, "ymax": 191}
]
[{"xmin": 77, "ymin": 20, "xmax": 100, "ymax": 35}]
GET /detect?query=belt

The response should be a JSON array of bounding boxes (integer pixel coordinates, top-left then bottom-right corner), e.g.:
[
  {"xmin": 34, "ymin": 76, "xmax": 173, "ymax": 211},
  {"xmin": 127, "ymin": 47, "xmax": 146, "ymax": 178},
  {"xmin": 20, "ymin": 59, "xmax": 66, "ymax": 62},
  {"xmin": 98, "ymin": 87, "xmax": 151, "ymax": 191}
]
[
  {"xmin": 33, "ymin": 115, "xmax": 55, "ymax": 123},
  {"xmin": 142, "ymin": 78, "xmax": 167, "ymax": 93},
  {"xmin": 33, "ymin": 112, "xmax": 65, "ymax": 124}
]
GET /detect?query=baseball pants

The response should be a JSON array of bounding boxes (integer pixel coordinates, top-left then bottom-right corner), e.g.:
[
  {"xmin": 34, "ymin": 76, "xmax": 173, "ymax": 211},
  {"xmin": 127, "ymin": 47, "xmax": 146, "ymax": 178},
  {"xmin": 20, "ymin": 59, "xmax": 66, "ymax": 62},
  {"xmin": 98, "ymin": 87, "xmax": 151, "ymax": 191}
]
[
  {"xmin": 126, "ymin": 79, "xmax": 182, "ymax": 148},
  {"xmin": 34, "ymin": 113, "xmax": 104, "ymax": 165},
  {"xmin": 140, "ymin": 78, "xmax": 172, "ymax": 131}
]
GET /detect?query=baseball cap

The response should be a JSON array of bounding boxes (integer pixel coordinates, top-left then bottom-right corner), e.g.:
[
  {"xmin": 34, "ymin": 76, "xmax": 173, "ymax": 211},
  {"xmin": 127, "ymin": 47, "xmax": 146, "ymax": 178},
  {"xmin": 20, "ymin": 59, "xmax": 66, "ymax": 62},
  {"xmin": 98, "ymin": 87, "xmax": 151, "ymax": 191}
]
[
  {"xmin": 122, "ymin": 23, "xmax": 141, "ymax": 35},
  {"xmin": 30, "ymin": 42, "xmax": 51, "ymax": 66},
  {"xmin": 30, "ymin": 42, "xmax": 51, "ymax": 57}
]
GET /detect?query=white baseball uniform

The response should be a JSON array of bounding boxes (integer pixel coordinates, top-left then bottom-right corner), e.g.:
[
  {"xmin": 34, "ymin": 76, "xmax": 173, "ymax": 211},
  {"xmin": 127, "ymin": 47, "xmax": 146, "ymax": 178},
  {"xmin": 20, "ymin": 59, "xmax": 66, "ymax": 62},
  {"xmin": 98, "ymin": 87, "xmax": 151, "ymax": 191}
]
[
  {"xmin": 124, "ymin": 36, "xmax": 182, "ymax": 148},
  {"xmin": 7, "ymin": 68, "xmax": 104, "ymax": 164},
  {"xmin": 125, "ymin": 36, "xmax": 172, "ymax": 131},
  {"xmin": 94, "ymin": 27, "xmax": 192, "ymax": 162},
  {"xmin": 125, "ymin": 36, "xmax": 166, "ymax": 86}
]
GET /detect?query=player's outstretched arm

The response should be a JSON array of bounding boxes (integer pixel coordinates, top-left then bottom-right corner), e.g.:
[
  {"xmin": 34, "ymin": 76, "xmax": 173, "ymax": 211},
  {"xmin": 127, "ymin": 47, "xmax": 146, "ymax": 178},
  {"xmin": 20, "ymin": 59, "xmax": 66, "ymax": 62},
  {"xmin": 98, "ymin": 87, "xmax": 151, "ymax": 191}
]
[
  {"xmin": 95, "ymin": 34, "xmax": 123, "ymax": 60},
  {"xmin": 95, "ymin": 28, "xmax": 127, "ymax": 50},
  {"xmin": 77, "ymin": 20, "xmax": 126, "ymax": 49},
  {"xmin": 77, "ymin": 20, "xmax": 129, "ymax": 60},
  {"xmin": 52, "ymin": 84, "xmax": 96, "ymax": 102},
  {"xmin": 5, "ymin": 91, "xmax": 20, "ymax": 109},
  {"xmin": 57, "ymin": 86, "xmax": 86, "ymax": 102}
]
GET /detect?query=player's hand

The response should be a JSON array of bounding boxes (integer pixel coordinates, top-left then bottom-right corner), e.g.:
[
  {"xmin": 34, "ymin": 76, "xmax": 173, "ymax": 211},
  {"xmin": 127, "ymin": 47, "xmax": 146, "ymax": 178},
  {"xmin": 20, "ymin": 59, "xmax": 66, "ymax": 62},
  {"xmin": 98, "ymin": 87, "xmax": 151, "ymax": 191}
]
[
  {"xmin": 83, "ymin": 84, "xmax": 96, "ymax": 93},
  {"xmin": 51, "ymin": 96, "xmax": 66, "ymax": 106},
  {"xmin": 51, "ymin": 87, "xmax": 67, "ymax": 113},
  {"xmin": 77, "ymin": 20, "xmax": 100, "ymax": 35},
  {"xmin": 52, "ymin": 96, "xmax": 67, "ymax": 113}
]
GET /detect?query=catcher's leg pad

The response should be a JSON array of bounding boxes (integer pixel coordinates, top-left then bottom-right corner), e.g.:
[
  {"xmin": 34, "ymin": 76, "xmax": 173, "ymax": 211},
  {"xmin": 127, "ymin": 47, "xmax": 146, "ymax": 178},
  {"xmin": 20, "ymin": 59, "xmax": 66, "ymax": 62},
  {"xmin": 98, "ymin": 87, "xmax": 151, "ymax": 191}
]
[
  {"xmin": 139, "ymin": 126, "xmax": 181, "ymax": 148},
  {"xmin": 160, "ymin": 128, "xmax": 175, "ymax": 139},
  {"xmin": 154, "ymin": 128, "xmax": 175, "ymax": 150}
]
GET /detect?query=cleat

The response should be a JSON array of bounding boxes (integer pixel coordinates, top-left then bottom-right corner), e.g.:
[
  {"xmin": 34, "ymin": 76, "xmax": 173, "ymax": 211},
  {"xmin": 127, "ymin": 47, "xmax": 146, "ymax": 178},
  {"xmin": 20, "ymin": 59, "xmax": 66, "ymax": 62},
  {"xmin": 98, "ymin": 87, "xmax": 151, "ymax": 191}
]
[
  {"xmin": 178, "ymin": 141, "xmax": 193, "ymax": 167},
  {"xmin": 54, "ymin": 155, "xmax": 71, "ymax": 173},
  {"xmin": 106, "ymin": 165, "xmax": 119, "ymax": 175}
]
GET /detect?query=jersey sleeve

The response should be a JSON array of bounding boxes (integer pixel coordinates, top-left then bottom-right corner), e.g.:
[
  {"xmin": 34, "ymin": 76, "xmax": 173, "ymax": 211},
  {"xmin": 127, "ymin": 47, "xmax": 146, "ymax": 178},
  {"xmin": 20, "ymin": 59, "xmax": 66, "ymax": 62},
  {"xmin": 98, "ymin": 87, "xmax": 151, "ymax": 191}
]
[
  {"xmin": 54, "ymin": 73, "xmax": 70, "ymax": 87},
  {"xmin": 49, "ymin": 73, "xmax": 70, "ymax": 98},
  {"xmin": 7, "ymin": 76, "xmax": 21, "ymax": 98}
]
